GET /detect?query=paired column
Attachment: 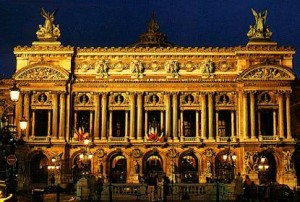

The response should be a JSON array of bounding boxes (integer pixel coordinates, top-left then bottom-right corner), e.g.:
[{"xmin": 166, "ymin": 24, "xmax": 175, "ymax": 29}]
[
  {"xmin": 59, "ymin": 92, "xmax": 66, "ymax": 140},
  {"xmin": 250, "ymin": 92, "xmax": 256, "ymax": 140},
  {"xmin": 201, "ymin": 93, "xmax": 207, "ymax": 140},
  {"xmin": 243, "ymin": 92, "xmax": 249, "ymax": 139},
  {"xmin": 101, "ymin": 93, "xmax": 107, "ymax": 140},
  {"xmin": 130, "ymin": 93, "xmax": 136, "ymax": 140},
  {"xmin": 208, "ymin": 93, "xmax": 214, "ymax": 140},
  {"xmin": 286, "ymin": 92, "xmax": 292, "ymax": 139},
  {"xmin": 278, "ymin": 92, "xmax": 285, "ymax": 138},
  {"xmin": 165, "ymin": 93, "xmax": 171, "ymax": 140},
  {"xmin": 172, "ymin": 93, "xmax": 179, "ymax": 140},
  {"xmin": 52, "ymin": 93, "xmax": 58, "ymax": 139},
  {"xmin": 94, "ymin": 93, "xmax": 101, "ymax": 140},
  {"xmin": 137, "ymin": 93, "xmax": 143, "ymax": 140}
]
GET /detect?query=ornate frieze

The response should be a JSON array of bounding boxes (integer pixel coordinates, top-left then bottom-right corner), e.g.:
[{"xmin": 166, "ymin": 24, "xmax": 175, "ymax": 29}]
[
  {"xmin": 15, "ymin": 64, "xmax": 69, "ymax": 81},
  {"xmin": 74, "ymin": 92, "xmax": 94, "ymax": 107}
]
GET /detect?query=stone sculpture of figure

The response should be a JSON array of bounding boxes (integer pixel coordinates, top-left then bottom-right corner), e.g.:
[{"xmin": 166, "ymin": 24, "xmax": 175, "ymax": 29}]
[
  {"xmin": 36, "ymin": 8, "xmax": 61, "ymax": 41},
  {"xmin": 135, "ymin": 161, "xmax": 140, "ymax": 174},
  {"xmin": 252, "ymin": 8, "xmax": 267, "ymax": 33},
  {"xmin": 283, "ymin": 150, "xmax": 294, "ymax": 172},
  {"xmin": 95, "ymin": 60, "xmax": 108, "ymax": 77},
  {"xmin": 247, "ymin": 8, "xmax": 272, "ymax": 40}
]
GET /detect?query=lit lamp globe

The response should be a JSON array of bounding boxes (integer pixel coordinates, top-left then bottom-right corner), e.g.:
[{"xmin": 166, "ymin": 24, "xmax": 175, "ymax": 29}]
[
  {"xmin": 19, "ymin": 117, "xmax": 28, "ymax": 130},
  {"xmin": 10, "ymin": 83, "xmax": 20, "ymax": 102}
]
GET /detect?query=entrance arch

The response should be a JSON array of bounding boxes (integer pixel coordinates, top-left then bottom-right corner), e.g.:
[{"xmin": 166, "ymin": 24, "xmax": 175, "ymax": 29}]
[
  {"xmin": 143, "ymin": 153, "xmax": 163, "ymax": 184},
  {"xmin": 72, "ymin": 154, "xmax": 91, "ymax": 183},
  {"xmin": 258, "ymin": 152, "xmax": 276, "ymax": 184},
  {"xmin": 179, "ymin": 153, "xmax": 199, "ymax": 183},
  {"xmin": 30, "ymin": 152, "xmax": 48, "ymax": 184},
  {"xmin": 215, "ymin": 150, "xmax": 235, "ymax": 183},
  {"xmin": 110, "ymin": 154, "xmax": 127, "ymax": 183}
]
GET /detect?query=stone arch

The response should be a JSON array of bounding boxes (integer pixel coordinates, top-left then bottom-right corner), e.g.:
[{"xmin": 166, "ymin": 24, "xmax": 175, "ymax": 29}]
[
  {"xmin": 215, "ymin": 148, "xmax": 237, "ymax": 183},
  {"xmin": 28, "ymin": 149, "xmax": 51, "ymax": 184},
  {"xmin": 239, "ymin": 63, "xmax": 295, "ymax": 81},
  {"xmin": 178, "ymin": 149, "xmax": 199, "ymax": 183},
  {"xmin": 142, "ymin": 150, "xmax": 164, "ymax": 182},
  {"xmin": 70, "ymin": 150, "xmax": 92, "ymax": 183},
  {"xmin": 258, "ymin": 148, "xmax": 280, "ymax": 183},
  {"xmin": 106, "ymin": 149, "xmax": 128, "ymax": 183},
  {"xmin": 14, "ymin": 62, "xmax": 69, "ymax": 81}
]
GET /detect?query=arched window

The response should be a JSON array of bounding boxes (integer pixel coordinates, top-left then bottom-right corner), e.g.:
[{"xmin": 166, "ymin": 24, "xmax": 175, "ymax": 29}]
[
  {"xmin": 179, "ymin": 154, "xmax": 198, "ymax": 183},
  {"xmin": 110, "ymin": 155, "xmax": 127, "ymax": 183}
]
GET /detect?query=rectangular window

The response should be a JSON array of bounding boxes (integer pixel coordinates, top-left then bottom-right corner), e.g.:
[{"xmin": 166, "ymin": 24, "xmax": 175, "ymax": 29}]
[{"xmin": 35, "ymin": 110, "xmax": 48, "ymax": 136}]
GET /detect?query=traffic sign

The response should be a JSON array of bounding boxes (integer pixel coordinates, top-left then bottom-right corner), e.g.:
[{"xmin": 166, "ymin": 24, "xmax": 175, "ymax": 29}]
[{"xmin": 6, "ymin": 154, "xmax": 17, "ymax": 166}]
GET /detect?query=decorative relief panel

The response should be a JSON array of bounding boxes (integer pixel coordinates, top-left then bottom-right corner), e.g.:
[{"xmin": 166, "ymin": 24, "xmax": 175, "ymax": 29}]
[
  {"xmin": 74, "ymin": 93, "xmax": 94, "ymax": 106},
  {"xmin": 164, "ymin": 60, "xmax": 179, "ymax": 77},
  {"xmin": 32, "ymin": 92, "xmax": 52, "ymax": 107},
  {"xmin": 16, "ymin": 66, "xmax": 69, "ymax": 81},
  {"xmin": 180, "ymin": 92, "xmax": 200, "ymax": 109},
  {"xmin": 240, "ymin": 65, "xmax": 295, "ymax": 80},
  {"xmin": 257, "ymin": 91, "xmax": 276, "ymax": 105},
  {"xmin": 108, "ymin": 92, "xmax": 130, "ymax": 109},
  {"xmin": 130, "ymin": 60, "xmax": 144, "ymax": 78},
  {"xmin": 214, "ymin": 60, "xmax": 236, "ymax": 72},
  {"xmin": 144, "ymin": 92, "xmax": 164, "ymax": 108},
  {"xmin": 215, "ymin": 92, "xmax": 236, "ymax": 106}
]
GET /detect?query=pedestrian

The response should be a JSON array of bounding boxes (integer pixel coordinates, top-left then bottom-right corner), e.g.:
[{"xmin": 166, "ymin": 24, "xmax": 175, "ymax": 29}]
[
  {"xmin": 163, "ymin": 175, "xmax": 170, "ymax": 202},
  {"xmin": 97, "ymin": 176, "xmax": 104, "ymax": 201},
  {"xmin": 234, "ymin": 172, "xmax": 244, "ymax": 201},
  {"xmin": 243, "ymin": 175, "xmax": 252, "ymax": 201}
]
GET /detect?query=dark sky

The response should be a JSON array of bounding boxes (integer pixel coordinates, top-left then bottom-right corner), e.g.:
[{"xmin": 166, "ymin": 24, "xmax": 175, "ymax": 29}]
[{"xmin": 1, "ymin": 0, "xmax": 300, "ymax": 77}]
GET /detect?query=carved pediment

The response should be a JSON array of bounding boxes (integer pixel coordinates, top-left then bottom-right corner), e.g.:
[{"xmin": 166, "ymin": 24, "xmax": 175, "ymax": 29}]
[
  {"xmin": 239, "ymin": 64, "xmax": 295, "ymax": 81},
  {"xmin": 14, "ymin": 64, "xmax": 69, "ymax": 81}
]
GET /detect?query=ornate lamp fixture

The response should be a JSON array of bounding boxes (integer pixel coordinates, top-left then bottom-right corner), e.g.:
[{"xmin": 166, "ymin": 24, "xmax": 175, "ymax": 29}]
[
  {"xmin": 222, "ymin": 138, "xmax": 237, "ymax": 183},
  {"xmin": 9, "ymin": 83, "xmax": 20, "ymax": 102},
  {"xmin": 79, "ymin": 138, "xmax": 93, "ymax": 164}
]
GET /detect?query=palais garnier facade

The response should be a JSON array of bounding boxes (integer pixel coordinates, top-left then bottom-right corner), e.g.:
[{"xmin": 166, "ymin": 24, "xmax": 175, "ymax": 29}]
[{"xmin": 0, "ymin": 9, "xmax": 299, "ymax": 190}]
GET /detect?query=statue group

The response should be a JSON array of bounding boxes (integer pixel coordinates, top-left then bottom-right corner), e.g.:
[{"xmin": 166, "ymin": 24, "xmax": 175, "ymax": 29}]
[{"xmin": 247, "ymin": 8, "xmax": 272, "ymax": 40}]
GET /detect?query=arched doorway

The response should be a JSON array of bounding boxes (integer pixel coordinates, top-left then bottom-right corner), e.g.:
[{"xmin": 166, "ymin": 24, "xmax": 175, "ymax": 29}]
[
  {"xmin": 143, "ymin": 154, "xmax": 163, "ymax": 184},
  {"xmin": 258, "ymin": 152, "xmax": 276, "ymax": 184},
  {"xmin": 215, "ymin": 150, "xmax": 235, "ymax": 183},
  {"xmin": 72, "ymin": 154, "xmax": 91, "ymax": 183},
  {"xmin": 110, "ymin": 155, "xmax": 127, "ymax": 183},
  {"xmin": 179, "ymin": 153, "xmax": 199, "ymax": 183},
  {"xmin": 30, "ymin": 152, "xmax": 48, "ymax": 184}
]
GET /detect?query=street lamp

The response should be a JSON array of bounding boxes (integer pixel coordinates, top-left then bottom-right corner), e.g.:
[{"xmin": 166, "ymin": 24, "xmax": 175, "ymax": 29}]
[
  {"xmin": 222, "ymin": 138, "xmax": 237, "ymax": 183},
  {"xmin": 258, "ymin": 156, "xmax": 269, "ymax": 184},
  {"xmin": 79, "ymin": 138, "xmax": 93, "ymax": 176},
  {"xmin": 9, "ymin": 83, "xmax": 20, "ymax": 102}
]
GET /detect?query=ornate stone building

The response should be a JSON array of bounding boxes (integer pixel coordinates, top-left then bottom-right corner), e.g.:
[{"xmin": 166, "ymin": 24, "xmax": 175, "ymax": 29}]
[{"xmin": 0, "ymin": 9, "xmax": 298, "ymax": 189}]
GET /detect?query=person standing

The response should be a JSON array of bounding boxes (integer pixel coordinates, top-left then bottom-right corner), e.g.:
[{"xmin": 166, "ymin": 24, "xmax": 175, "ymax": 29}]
[
  {"xmin": 243, "ymin": 175, "xmax": 252, "ymax": 201},
  {"xmin": 234, "ymin": 172, "xmax": 244, "ymax": 201}
]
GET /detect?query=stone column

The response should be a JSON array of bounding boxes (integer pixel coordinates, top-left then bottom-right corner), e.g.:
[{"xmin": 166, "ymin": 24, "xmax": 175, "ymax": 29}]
[
  {"xmin": 59, "ymin": 92, "xmax": 66, "ymax": 140},
  {"xmin": 48, "ymin": 112, "xmax": 51, "ymax": 137},
  {"xmin": 172, "ymin": 93, "xmax": 179, "ymax": 140},
  {"xmin": 231, "ymin": 111, "xmax": 235, "ymax": 139},
  {"xmin": 273, "ymin": 110, "xmax": 277, "ymax": 136},
  {"xmin": 180, "ymin": 111, "xmax": 184, "ymax": 140},
  {"xmin": 65, "ymin": 92, "xmax": 70, "ymax": 141},
  {"xmin": 24, "ymin": 92, "xmax": 30, "ymax": 139},
  {"xmin": 137, "ymin": 93, "xmax": 143, "ymax": 140},
  {"xmin": 160, "ymin": 111, "xmax": 164, "ymax": 132},
  {"xmin": 216, "ymin": 111, "xmax": 219, "ymax": 141},
  {"xmin": 94, "ymin": 93, "xmax": 101, "ymax": 140},
  {"xmin": 286, "ymin": 92, "xmax": 292, "ymax": 139},
  {"xmin": 250, "ymin": 92, "xmax": 256, "ymax": 140},
  {"xmin": 243, "ymin": 92, "xmax": 249, "ymax": 139},
  {"xmin": 89, "ymin": 111, "xmax": 93, "ymax": 139},
  {"xmin": 101, "ymin": 93, "xmax": 107, "ymax": 140},
  {"xmin": 165, "ymin": 93, "xmax": 171, "ymax": 140},
  {"xmin": 208, "ymin": 93, "xmax": 214, "ymax": 140},
  {"xmin": 278, "ymin": 92, "xmax": 284, "ymax": 139},
  {"xmin": 258, "ymin": 112, "xmax": 261, "ymax": 136},
  {"xmin": 201, "ymin": 93, "xmax": 207, "ymax": 140},
  {"xmin": 145, "ymin": 111, "xmax": 148, "ymax": 139},
  {"xmin": 16, "ymin": 93, "xmax": 23, "ymax": 139},
  {"xmin": 125, "ymin": 111, "xmax": 129, "ymax": 140},
  {"xmin": 32, "ymin": 110, "xmax": 35, "ymax": 138},
  {"xmin": 52, "ymin": 93, "xmax": 58, "ymax": 139},
  {"xmin": 130, "ymin": 93, "xmax": 136, "ymax": 140},
  {"xmin": 196, "ymin": 111, "xmax": 200, "ymax": 141},
  {"xmin": 109, "ymin": 111, "xmax": 113, "ymax": 140}
]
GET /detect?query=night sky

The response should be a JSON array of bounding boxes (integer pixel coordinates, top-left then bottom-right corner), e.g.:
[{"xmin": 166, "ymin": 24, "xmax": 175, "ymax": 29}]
[{"xmin": 1, "ymin": 0, "xmax": 300, "ymax": 77}]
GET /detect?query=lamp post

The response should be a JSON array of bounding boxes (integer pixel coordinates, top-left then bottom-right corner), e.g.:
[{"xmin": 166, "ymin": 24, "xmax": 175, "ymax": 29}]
[
  {"xmin": 258, "ymin": 156, "xmax": 269, "ymax": 184},
  {"xmin": 222, "ymin": 138, "xmax": 237, "ymax": 183},
  {"xmin": 79, "ymin": 138, "xmax": 93, "ymax": 176}
]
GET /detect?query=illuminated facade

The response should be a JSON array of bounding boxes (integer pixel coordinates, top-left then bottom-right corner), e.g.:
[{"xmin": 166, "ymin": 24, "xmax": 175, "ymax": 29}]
[{"xmin": 0, "ymin": 9, "xmax": 298, "ymax": 190}]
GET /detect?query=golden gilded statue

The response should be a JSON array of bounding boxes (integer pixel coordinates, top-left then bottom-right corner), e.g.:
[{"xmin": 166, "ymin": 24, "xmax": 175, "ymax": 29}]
[
  {"xmin": 36, "ymin": 8, "xmax": 61, "ymax": 41},
  {"xmin": 247, "ymin": 8, "xmax": 272, "ymax": 41}
]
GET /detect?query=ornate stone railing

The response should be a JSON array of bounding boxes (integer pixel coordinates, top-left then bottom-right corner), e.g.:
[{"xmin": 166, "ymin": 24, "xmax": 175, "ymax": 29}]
[
  {"xmin": 181, "ymin": 137, "xmax": 197, "ymax": 142},
  {"xmin": 110, "ymin": 137, "xmax": 126, "ymax": 142},
  {"xmin": 101, "ymin": 183, "xmax": 235, "ymax": 201},
  {"xmin": 29, "ymin": 136, "xmax": 50, "ymax": 142},
  {"xmin": 259, "ymin": 135, "xmax": 278, "ymax": 141}
]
